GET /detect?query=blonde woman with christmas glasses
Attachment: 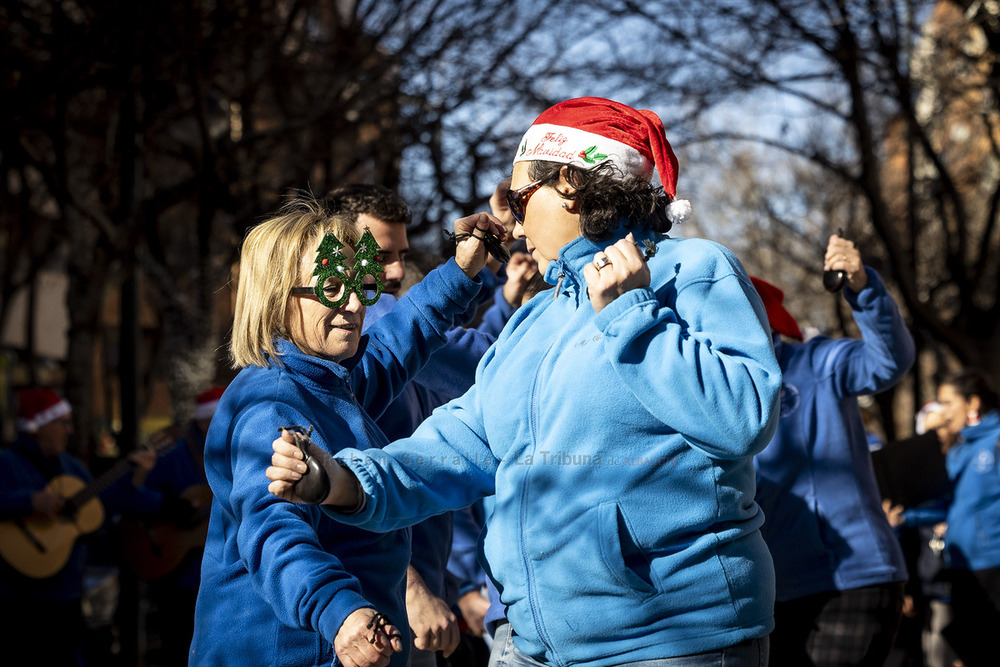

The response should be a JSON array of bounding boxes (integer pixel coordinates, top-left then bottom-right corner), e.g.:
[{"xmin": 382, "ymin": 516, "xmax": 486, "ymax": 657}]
[{"xmin": 189, "ymin": 193, "xmax": 503, "ymax": 667}]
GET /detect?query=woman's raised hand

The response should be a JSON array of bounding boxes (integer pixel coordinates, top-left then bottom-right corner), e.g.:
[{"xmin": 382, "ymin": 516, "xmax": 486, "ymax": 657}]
[
  {"xmin": 502, "ymin": 252, "xmax": 539, "ymax": 307},
  {"xmin": 452, "ymin": 212, "xmax": 507, "ymax": 279},
  {"xmin": 335, "ymin": 607, "xmax": 404, "ymax": 667},
  {"xmin": 824, "ymin": 233, "xmax": 867, "ymax": 292},
  {"xmin": 583, "ymin": 233, "xmax": 651, "ymax": 313}
]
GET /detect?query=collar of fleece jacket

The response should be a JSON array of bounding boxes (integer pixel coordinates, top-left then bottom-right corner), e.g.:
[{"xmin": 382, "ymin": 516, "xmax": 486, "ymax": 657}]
[
  {"xmin": 270, "ymin": 336, "xmax": 368, "ymax": 381},
  {"xmin": 541, "ymin": 221, "xmax": 665, "ymax": 300}
]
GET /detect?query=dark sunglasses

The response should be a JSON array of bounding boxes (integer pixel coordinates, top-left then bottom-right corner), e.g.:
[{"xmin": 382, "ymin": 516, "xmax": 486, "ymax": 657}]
[{"xmin": 505, "ymin": 179, "xmax": 545, "ymax": 223}]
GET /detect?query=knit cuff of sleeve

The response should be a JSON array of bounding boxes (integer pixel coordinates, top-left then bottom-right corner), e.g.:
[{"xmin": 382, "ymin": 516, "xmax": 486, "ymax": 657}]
[
  {"xmin": 844, "ymin": 267, "xmax": 883, "ymax": 310},
  {"xmin": 324, "ymin": 450, "xmax": 379, "ymax": 526},
  {"xmin": 458, "ymin": 581, "xmax": 485, "ymax": 598},
  {"xmin": 317, "ymin": 591, "xmax": 373, "ymax": 647},
  {"xmin": 316, "ymin": 460, "xmax": 365, "ymax": 514}
]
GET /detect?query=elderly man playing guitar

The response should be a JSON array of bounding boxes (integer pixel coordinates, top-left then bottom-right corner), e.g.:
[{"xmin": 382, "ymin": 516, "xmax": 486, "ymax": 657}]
[{"xmin": 0, "ymin": 387, "xmax": 158, "ymax": 667}]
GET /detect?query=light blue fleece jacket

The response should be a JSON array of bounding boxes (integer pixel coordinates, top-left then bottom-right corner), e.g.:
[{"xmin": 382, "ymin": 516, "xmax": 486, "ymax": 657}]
[
  {"xmin": 327, "ymin": 225, "xmax": 782, "ymax": 667},
  {"xmin": 754, "ymin": 269, "xmax": 915, "ymax": 602},
  {"xmin": 189, "ymin": 259, "xmax": 480, "ymax": 667},
  {"xmin": 944, "ymin": 410, "xmax": 1000, "ymax": 571}
]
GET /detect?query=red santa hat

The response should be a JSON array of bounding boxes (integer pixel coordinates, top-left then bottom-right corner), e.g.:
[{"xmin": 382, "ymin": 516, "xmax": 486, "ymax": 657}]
[
  {"xmin": 512, "ymin": 97, "xmax": 691, "ymax": 223},
  {"xmin": 194, "ymin": 387, "xmax": 225, "ymax": 421},
  {"xmin": 750, "ymin": 277, "xmax": 803, "ymax": 341},
  {"xmin": 16, "ymin": 387, "xmax": 72, "ymax": 433}
]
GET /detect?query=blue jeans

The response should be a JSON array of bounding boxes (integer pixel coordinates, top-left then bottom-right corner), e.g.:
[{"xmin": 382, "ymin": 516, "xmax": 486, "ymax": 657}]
[{"xmin": 488, "ymin": 621, "xmax": 768, "ymax": 667}]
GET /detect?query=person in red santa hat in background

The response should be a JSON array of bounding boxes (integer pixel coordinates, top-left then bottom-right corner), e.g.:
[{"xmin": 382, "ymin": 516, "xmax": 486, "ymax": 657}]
[
  {"xmin": 127, "ymin": 385, "xmax": 226, "ymax": 667},
  {"xmin": 0, "ymin": 387, "xmax": 157, "ymax": 666}
]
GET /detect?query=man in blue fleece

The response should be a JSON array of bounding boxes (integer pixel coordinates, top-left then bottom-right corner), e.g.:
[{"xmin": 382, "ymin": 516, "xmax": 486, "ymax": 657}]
[
  {"xmin": 269, "ymin": 97, "xmax": 782, "ymax": 666},
  {"xmin": 751, "ymin": 233, "xmax": 915, "ymax": 667},
  {"xmin": 326, "ymin": 183, "xmax": 533, "ymax": 667}
]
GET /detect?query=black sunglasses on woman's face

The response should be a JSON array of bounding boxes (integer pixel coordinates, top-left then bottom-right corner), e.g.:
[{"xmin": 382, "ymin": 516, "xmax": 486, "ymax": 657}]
[{"xmin": 505, "ymin": 179, "xmax": 545, "ymax": 223}]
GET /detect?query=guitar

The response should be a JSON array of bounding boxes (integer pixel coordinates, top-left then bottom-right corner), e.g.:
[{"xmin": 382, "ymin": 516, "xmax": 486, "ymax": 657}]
[
  {"xmin": 0, "ymin": 434, "xmax": 176, "ymax": 579},
  {"xmin": 121, "ymin": 483, "xmax": 212, "ymax": 581}
]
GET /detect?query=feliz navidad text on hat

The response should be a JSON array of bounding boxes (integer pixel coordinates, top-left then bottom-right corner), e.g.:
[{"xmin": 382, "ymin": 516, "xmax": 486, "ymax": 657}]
[{"xmin": 516, "ymin": 123, "xmax": 652, "ymax": 178}]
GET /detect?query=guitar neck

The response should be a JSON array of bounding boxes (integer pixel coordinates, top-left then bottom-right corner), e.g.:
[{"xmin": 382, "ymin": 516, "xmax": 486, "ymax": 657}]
[
  {"xmin": 63, "ymin": 431, "xmax": 179, "ymax": 511},
  {"xmin": 67, "ymin": 458, "xmax": 134, "ymax": 509}
]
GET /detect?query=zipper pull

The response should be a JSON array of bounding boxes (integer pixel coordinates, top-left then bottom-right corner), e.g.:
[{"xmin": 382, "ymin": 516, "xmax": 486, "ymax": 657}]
[{"xmin": 552, "ymin": 271, "xmax": 565, "ymax": 299}]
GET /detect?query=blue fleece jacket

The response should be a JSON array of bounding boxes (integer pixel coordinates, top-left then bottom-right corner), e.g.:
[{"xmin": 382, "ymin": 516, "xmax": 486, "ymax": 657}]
[
  {"xmin": 327, "ymin": 225, "xmax": 782, "ymax": 666},
  {"xmin": 754, "ymin": 269, "xmax": 914, "ymax": 602},
  {"xmin": 189, "ymin": 259, "xmax": 480, "ymax": 667},
  {"xmin": 944, "ymin": 410, "xmax": 1000, "ymax": 571}
]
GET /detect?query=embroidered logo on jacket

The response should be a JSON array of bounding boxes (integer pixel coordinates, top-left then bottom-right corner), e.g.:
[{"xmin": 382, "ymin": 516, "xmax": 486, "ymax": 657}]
[
  {"xmin": 779, "ymin": 382, "xmax": 800, "ymax": 418},
  {"xmin": 974, "ymin": 449, "xmax": 995, "ymax": 474},
  {"xmin": 575, "ymin": 334, "xmax": 604, "ymax": 347}
]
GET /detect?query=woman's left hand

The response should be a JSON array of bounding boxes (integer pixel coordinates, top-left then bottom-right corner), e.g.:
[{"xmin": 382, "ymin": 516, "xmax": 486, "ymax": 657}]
[
  {"xmin": 583, "ymin": 233, "xmax": 651, "ymax": 313},
  {"xmin": 453, "ymin": 213, "xmax": 507, "ymax": 279}
]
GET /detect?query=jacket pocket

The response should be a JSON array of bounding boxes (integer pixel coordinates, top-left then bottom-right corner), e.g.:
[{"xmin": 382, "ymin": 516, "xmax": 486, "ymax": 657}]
[{"xmin": 598, "ymin": 501, "xmax": 657, "ymax": 595}]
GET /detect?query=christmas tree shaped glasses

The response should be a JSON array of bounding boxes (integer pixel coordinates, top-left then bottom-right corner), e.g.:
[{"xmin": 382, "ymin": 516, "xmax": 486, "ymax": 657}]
[{"xmin": 290, "ymin": 229, "xmax": 385, "ymax": 309}]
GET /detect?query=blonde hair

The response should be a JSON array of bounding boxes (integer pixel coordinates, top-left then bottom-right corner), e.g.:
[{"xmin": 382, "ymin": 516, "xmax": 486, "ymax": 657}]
[{"xmin": 230, "ymin": 194, "xmax": 360, "ymax": 368}]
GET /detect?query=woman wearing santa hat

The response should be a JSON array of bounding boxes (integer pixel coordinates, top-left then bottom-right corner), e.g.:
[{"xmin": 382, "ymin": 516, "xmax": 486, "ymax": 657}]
[
  {"xmin": 134, "ymin": 385, "xmax": 225, "ymax": 667},
  {"xmin": 268, "ymin": 97, "xmax": 782, "ymax": 665}
]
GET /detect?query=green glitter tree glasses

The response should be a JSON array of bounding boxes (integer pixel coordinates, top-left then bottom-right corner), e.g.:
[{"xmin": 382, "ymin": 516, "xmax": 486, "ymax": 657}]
[{"xmin": 290, "ymin": 229, "xmax": 385, "ymax": 308}]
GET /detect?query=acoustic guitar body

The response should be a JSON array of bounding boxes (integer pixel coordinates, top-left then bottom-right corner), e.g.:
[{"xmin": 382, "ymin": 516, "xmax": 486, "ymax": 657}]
[
  {"xmin": 122, "ymin": 484, "xmax": 213, "ymax": 581},
  {"xmin": 0, "ymin": 475, "xmax": 105, "ymax": 579}
]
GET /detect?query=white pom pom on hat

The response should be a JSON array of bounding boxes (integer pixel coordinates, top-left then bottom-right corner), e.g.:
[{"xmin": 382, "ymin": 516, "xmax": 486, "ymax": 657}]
[{"xmin": 666, "ymin": 198, "xmax": 692, "ymax": 224}]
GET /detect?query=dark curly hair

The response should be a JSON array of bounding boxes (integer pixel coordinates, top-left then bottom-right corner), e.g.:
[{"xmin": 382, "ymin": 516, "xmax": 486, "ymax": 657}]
[
  {"xmin": 526, "ymin": 161, "xmax": 674, "ymax": 241},
  {"xmin": 323, "ymin": 183, "xmax": 411, "ymax": 226},
  {"xmin": 942, "ymin": 369, "xmax": 999, "ymax": 414}
]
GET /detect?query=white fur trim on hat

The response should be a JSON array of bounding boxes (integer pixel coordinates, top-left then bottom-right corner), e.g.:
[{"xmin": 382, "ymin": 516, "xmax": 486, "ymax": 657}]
[
  {"xmin": 513, "ymin": 124, "xmax": 653, "ymax": 181},
  {"xmin": 194, "ymin": 400, "xmax": 220, "ymax": 421},
  {"xmin": 17, "ymin": 399, "xmax": 71, "ymax": 434}
]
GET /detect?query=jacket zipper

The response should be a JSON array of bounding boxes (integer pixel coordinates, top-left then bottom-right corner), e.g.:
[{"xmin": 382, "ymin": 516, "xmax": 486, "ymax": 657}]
[{"xmin": 522, "ymin": 271, "xmax": 566, "ymax": 665}]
